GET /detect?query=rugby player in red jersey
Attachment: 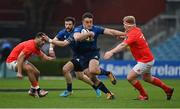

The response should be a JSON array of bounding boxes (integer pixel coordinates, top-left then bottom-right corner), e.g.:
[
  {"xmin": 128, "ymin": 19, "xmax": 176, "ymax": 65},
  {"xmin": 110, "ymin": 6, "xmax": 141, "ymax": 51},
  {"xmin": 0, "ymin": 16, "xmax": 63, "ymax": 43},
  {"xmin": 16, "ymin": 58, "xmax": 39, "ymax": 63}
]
[
  {"xmin": 6, "ymin": 32, "xmax": 55, "ymax": 98},
  {"xmin": 104, "ymin": 16, "xmax": 174, "ymax": 101}
]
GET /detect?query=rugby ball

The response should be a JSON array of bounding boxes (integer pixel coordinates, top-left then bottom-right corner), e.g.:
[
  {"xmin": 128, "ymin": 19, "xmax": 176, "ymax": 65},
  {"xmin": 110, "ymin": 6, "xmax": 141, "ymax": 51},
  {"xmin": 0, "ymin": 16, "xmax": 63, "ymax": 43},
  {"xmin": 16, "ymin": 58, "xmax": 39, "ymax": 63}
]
[{"xmin": 81, "ymin": 29, "xmax": 89, "ymax": 33}]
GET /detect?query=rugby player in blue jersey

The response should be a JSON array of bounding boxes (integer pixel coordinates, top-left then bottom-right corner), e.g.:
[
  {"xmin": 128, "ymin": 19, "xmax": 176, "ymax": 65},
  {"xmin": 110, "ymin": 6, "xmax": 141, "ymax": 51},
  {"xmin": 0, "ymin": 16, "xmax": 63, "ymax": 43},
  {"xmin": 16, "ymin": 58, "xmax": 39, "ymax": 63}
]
[
  {"xmin": 47, "ymin": 13, "xmax": 126, "ymax": 99},
  {"xmin": 48, "ymin": 17, "xmax": 102, "ymax": 97},
  {"xmin": 71, "ymin": 12, "xmax": 126, "ymax": 99}
]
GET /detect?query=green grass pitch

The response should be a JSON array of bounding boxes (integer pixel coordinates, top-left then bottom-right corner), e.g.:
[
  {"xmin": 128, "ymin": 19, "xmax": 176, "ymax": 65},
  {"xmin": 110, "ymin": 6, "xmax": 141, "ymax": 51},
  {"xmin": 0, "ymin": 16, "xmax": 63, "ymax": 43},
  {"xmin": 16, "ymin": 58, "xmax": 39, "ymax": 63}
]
[{"xmin": 0, "ymin": 78, "xmax": 179, "ymax": 108}]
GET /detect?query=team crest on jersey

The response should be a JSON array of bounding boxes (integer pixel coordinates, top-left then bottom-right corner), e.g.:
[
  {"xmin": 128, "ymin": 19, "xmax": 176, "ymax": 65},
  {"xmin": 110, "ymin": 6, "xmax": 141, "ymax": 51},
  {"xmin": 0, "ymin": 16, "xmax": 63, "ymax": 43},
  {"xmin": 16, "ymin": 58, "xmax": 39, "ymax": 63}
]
[
  {"xmin": 76, "ymin": 58, "xmax": 80, "ymax": 62},
  {"xmin": 94, "ymin": 56, "xmax": 99, "ymax": 59}
]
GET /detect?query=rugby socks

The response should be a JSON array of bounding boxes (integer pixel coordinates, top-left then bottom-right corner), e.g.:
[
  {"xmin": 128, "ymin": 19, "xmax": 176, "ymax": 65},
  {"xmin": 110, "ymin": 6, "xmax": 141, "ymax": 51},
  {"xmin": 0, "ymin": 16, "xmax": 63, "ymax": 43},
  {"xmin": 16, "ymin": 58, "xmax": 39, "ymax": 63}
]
[
  {"xmin": 67, "ymin": 83, "xmax": 72, "ymax": 92},
  {"xmin": 151, "ymin": 77, "xmax": 170, "ymax": 92},
  {"xmin": 99, "ymin": 68, "xmax": 110, "ymax": 76},
  {"xmin": 97, "ymin": 82, "xmax": 111, "ymax": 94},
  {"xmin": 92, "ymin": 85, "xmax": 98, "ymax": 90},
  {"xmin": 31, "ymin": 81, "xmax": 39, "ymax": 89},
  {"xmin": 133, "ymin": 80, "xmax": 148, "ymax": 97}
]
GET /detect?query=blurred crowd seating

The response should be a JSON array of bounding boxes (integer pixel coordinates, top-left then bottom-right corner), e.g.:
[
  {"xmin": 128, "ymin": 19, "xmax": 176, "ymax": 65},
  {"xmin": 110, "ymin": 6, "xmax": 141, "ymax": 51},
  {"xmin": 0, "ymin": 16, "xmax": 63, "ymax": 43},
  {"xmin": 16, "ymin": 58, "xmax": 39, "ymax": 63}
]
[{"xmin": 152, "ymin": 32, "xmax": 180, "ymax": 61}]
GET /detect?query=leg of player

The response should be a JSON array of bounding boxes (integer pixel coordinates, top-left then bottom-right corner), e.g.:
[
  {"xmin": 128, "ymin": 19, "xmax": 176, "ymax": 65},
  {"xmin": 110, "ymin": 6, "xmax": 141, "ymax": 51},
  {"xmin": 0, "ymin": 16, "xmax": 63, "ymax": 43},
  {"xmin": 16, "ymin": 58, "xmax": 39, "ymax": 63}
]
[
  {"xmin": 88, "ymin": 59, "xmax": 117, "ymax": 85},
  {"xmin": 142, "ymin": 73, "xmax": 174, "ymax": 100},
  {"xmin": 23, "ymin": 62, "xmax": 48, "ymax": 98},
  {"xmin": 75, "ymin": 70, "xmax": 101, "ymax": 97},
  {"xmin": 90, "ymin": 75, "xmax": 115, "ymax": 100},
  {"xmin": 26, "ymin": 62, "xmax": 40, "ymax": 81},
  {"xmin": 59, "ymin": 61, "xmax": 74, "ymax": 97},
  {"xmin": 127, "ymin": 70, "xmax": 148, "ymax": 101}
]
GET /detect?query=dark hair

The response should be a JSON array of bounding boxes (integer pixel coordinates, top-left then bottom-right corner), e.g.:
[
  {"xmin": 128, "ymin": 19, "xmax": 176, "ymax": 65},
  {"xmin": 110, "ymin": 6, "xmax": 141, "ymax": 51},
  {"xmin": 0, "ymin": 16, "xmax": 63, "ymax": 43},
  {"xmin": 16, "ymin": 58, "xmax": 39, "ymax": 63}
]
[
  {"xmin": 64, "ymin": 17, "xmax": 76, "ymax": 25},
  {"xmin": 35, "ymin": 32, "xmax": 46, "ymax": 38},
  {"xmin": 82, "ymin": 12, "xmax": 94, "ymax": 20}
]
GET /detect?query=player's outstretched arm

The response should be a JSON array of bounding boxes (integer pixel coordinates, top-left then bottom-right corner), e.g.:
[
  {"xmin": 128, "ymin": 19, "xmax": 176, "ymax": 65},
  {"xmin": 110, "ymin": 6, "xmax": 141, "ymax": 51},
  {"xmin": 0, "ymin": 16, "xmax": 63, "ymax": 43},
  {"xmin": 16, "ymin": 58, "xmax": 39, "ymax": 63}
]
[
  {"xmin": 43, "ymin": 35, "xmax": 68, "ymax": 47},
  {"xmin": 17, "ymin": 52, "xmax": 25, "ymax": 79},
  {"xmin": 48, "ymin": 37, "xmax": 69, "ymax": 57},
  {"xmin": 73, "ymin": 32, "xmax": 94, "ymax": 41},
  {"xmin": 49, "ymin": 37, "xmax": 58, "ymax": 49},
  {"xmin": 51, "ymin": 39, "xmax": 70, "ymax": 47},
  {"xmin": 104, "ymin": 42, "xmax": 128, "ymax": 60},
  {"xmin": 39, "ymin": 51, "xmax": 55, "ymax": 61},
  {"xmin": 104, "ymin": 28, "xmax": 126, "ymax": 38}
]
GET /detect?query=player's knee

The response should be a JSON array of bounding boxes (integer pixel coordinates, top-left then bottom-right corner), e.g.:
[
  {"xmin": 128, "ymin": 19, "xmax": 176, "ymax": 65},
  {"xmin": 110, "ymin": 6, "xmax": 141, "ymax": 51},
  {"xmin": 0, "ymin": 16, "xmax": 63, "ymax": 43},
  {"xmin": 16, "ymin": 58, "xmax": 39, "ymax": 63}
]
[
  {"xmin": 143, "ymin": 77, "xmax": 151, "ymax": 82},
  {"xmin": 25, "ymin": 65, "xmax": 34, "ymax": 72},
  {"xmin": 142, "ymin": 73, "xmax": 151, "ymax": 82},
  {"xmin": 127, "ymin": 76, "xmax": 133, "ymax": 82},
  {"xmin": 89, "ymin": 68, "xmax": 98, "ymax": 74},
  {"xmin": 24, "ymin": 65, "xmax": 31, "ymax": 71},
  {"xmin": 62, "ymin": 66, "xmax": 69, "ymax": 74}
]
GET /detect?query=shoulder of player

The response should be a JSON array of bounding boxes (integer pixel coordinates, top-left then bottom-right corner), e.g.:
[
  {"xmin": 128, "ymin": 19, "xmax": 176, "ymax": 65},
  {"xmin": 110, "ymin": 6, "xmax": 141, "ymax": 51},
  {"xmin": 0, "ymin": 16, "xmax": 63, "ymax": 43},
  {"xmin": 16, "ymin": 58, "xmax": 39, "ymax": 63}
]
[
  {"xmin": 74, "ymin": 25, "xmax": 83, "ymax": 32},
  {"xmin": 75, "ymin": 25, "xmax": 83, "ymax": 29},
  {"xmin": 128, "ymin": 27, "xmax": 142, "ymax": 36},
  {"xmin": 93, "ymin": 25, "xmax": 104, "ymax": 29},
  {"xmin": 23, "ymin": 40, "xmax": 37, "ymax": 49},
  {"xmin": 25, "ymin": 39, "xmax": 34, "ymax": 44},
  {"xmin": 58, "ymin": 29, "xmax": 67, "ymax": 34}
]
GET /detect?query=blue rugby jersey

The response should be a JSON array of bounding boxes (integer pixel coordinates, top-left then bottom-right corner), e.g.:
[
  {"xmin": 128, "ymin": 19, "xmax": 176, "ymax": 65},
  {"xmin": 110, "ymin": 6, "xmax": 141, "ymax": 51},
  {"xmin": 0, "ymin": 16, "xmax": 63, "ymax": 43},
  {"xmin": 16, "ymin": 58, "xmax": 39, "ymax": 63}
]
[{"xmin": 73, "ymin": 25, "xmax": 105, "ymax": 55}]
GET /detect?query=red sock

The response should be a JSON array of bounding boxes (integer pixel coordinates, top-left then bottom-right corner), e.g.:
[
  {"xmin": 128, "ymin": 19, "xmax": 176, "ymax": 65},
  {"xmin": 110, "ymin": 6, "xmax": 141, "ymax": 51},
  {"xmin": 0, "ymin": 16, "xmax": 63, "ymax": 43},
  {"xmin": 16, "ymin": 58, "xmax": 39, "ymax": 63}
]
[
  {"xmin": 31, "ymin": 81, "xmax": 39, "ymax": 89},
  {"xmin": 151, "ymin": 77, "xmax": 170, "ymax": 92},
  {"xmin": 133, "ymin": 80, "xmax": 148, "ymax": 97}
]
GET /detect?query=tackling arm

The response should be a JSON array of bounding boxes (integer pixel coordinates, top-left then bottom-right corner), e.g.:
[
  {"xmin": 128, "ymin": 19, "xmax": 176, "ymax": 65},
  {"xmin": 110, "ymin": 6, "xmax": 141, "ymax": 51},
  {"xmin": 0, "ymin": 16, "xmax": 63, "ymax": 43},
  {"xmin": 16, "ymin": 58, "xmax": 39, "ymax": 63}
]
[
  {"xmin": 104, "ymin": 42, "xmax": 128, "ymax": 60},
  {"xmin": 51, "ymin": 37, "xmax": 70, "ymax": 47},
  {"xmin": 17, "ymin": 52, "xmax": 25, "ymax": 79},
  {"xmin": 39, "ymin": 51, "xmax": 55, "ymax": 61},
  {"xmin": 48, "ymin": 36, "xmax": 69, "ymax": 57},
  {"xmin": 104, "ymin": 28, "xmax": 126, "ymax": 38}
]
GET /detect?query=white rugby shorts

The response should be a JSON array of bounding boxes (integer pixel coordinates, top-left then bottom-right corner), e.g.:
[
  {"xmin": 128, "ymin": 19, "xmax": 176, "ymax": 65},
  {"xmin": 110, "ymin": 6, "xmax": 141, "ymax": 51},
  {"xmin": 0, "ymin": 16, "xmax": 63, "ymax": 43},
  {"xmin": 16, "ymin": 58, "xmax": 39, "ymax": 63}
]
[
  {"xmin": 6, "ymin": 60, "xmax": 29, "ymax": 72},
  {"xmin": 133, "ymin": 60, "xmax": 155, "ymax": 75}
]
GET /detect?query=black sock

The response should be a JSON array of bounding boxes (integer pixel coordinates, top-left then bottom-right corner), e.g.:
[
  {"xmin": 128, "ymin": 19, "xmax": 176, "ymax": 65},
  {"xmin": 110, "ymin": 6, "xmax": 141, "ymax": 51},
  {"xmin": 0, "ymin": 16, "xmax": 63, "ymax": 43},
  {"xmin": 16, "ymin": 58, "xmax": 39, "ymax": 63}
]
[
  {"xmin": 92, "ymin": 85, "xmax": 97, "ymax": 90},
  {"xmin": 99, "ymin": 68, "xmax": 110, "ymax": 76},
  {"xmin": 30, "ymin": 88, "xmax": 36, "ymax": 93},
  {"xmin": 67, "ymin": 83, "xmax": 72, "ymax": 92},
  {"xmin": 97, "ymin": 82, "xmax": 110, "ymax": 94}
]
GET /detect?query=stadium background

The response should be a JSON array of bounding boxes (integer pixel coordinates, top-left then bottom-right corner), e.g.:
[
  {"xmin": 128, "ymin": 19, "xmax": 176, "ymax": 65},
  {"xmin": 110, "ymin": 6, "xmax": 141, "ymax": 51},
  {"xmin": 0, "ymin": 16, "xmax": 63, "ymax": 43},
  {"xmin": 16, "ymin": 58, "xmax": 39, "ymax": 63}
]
[
  {"xmin": 1, "ymin": 0, "xmax": 180, "ymax": 78},
  {"xmin": 0, "ymin": 0, "xmax": 180, "ymax": 108}
]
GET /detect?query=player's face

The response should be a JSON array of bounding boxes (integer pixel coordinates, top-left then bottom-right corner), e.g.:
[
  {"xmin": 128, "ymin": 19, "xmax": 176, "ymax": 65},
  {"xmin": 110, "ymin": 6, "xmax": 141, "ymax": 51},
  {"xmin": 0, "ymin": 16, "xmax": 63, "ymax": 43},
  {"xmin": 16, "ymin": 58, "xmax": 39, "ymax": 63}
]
[
  {"xmin": 37, "ymin": 37, "xmax": 46, "ymax": 48},
  {"xmin": 65, "ymin": 21, "xmax": 74, "ymax": 32},
  {"xmin": 123, "ymin": 21, "xmax": 128, "ymax": 30},
  {"xmin": 83, "ymin": 18, "xmax": 93, "ymax": 29}
]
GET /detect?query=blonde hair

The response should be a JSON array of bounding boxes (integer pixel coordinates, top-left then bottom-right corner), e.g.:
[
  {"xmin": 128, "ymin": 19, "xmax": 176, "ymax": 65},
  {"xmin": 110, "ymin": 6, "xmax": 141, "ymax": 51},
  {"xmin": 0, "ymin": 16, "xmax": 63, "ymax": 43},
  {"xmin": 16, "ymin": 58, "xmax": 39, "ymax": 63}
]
[{"xmin": 123, "ymin": 16, "xmax": 136, "ymax": 25}]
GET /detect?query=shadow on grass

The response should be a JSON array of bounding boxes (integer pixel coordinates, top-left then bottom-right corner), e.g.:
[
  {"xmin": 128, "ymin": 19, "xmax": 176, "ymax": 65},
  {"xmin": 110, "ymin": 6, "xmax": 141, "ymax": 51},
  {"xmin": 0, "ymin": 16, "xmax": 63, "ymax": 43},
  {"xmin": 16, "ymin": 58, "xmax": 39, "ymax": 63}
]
[{"xmin": 0, "ymin": 88, "xmax": 90, "ymax": 92}]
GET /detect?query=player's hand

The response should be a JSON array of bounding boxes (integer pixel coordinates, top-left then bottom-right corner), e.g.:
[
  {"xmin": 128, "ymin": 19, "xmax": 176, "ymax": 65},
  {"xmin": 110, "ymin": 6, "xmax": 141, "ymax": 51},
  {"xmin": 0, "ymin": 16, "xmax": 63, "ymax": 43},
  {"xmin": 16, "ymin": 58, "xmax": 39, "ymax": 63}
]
[
  {"xmin": 49, "ymin": 47, "xmax": 56, "ymax": 58},
  {"xmin": 104, "ymin": 51, "xmax": 114, "ymax": 60},
  {"xmin": 47, "ymin": 56, "xmax": 56, "ymax": 61},
  {"xmin": 89, "ymin": 31, "xmax": 95, "ymax": 37},
  {"xmin": 42, "ymin": 35, "xmax": 52, "ymax": 43},
  {"xmin": 16, "ymin": 72, "xmax": 23, "ymax": 80},
  {"xmin": 86, "ymin": 31, "xmax": 95, "ymax": 41},
  {"xmin": 116, "ymin": 35, "xmax": 127, "ymax": 39}
]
